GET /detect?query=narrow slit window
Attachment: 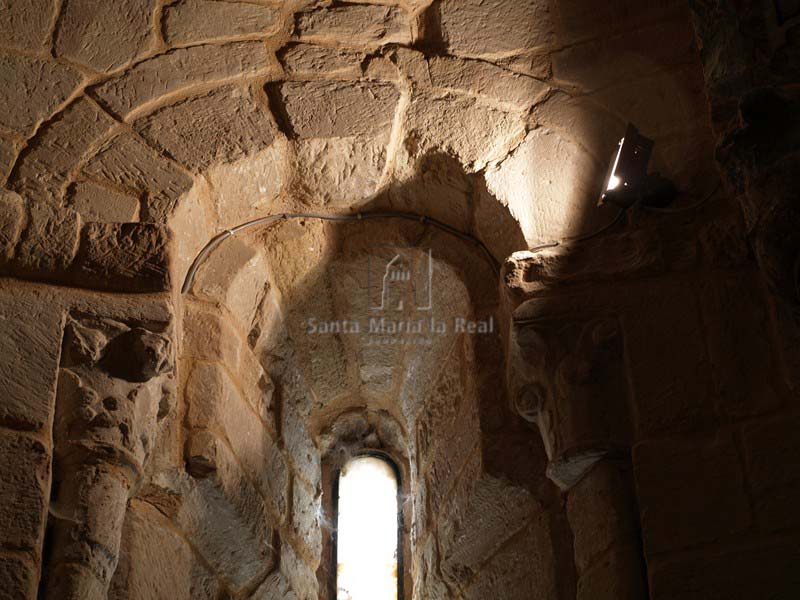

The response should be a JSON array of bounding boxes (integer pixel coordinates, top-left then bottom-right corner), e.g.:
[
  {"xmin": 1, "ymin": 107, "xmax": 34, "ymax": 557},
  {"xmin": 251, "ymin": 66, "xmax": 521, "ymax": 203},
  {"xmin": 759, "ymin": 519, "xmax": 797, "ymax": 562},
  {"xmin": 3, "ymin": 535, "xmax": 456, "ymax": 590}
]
[{"xmin": 335, "ymin": 455, "xmax": 400, "ymax": 600}]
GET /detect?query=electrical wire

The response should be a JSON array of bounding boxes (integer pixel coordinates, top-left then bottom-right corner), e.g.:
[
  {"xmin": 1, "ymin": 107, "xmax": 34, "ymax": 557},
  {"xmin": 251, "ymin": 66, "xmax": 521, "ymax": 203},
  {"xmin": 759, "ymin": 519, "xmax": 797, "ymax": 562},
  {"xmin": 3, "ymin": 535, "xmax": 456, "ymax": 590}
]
[{"xmin": 180, "ymin": 210, "xmax": 501, "ymax": 295}]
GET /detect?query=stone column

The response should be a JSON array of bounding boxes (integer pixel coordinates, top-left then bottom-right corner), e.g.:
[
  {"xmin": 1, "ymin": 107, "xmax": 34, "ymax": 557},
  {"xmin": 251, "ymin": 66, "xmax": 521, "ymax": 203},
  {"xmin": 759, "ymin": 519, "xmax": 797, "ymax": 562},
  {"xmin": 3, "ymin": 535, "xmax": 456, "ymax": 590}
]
[{"xmin": 44, "ymin": 316, "xmax": 173, "ymax": 599}]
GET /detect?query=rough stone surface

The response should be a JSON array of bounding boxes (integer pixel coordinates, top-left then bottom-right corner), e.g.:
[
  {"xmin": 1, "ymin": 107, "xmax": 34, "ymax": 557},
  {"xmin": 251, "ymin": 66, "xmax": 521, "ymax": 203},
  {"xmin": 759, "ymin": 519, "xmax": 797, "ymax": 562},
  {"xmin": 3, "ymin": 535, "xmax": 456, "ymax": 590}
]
[
  {"xmin": 68, "ymin": 181, "xmax": 141, "ymax": 223},
  {"xmin": 92, "ymin": 41, "xmax": 277, "ymax": 119},
  {"xmin": 135, "ymin": 86, "xmax": 276, "ymax": 171},
  {"xmin": 82, "ymin": 132, "xmax": 193, "ymax": 222},
  {"xmin": 55, "ymin": 0, "xmax": 155, "ymax": 72},
  {"xmin": 272, "ymin": 80, "xmax": 399, "ymax": 139},
  {"xmin": 280, "ymin": 44, "xmax": 364, "ymax": 79},
  {"xmin": 435, "ymin": 0, "xmax": 555, "ymax": 58},
  {"xmin": 634, "ymin": 434, "xmax": 752, "ymax": 555},
  {"xmin": 10, "ymin": 98, "xmax": 116, "ymax": 203},
  {"xmin": 163, "ymin": 0, "xmax": 278, "ymax": 45},
  {"xmin": 0, "ymin": 554, "xmax": 38, "ymax": 600},
  {"xmin": 0, "ymin": 431, "xmax": 50, "ymax": 552},
  {"xmin": 0, "ymin": 190, "xmax": 25, "ymax": 260},
  {"xmin": 296, "ymin": 4, "xmax": 411, "ymax": 47},
  {"xmin": 0, "ymin": 54, "xmax": 82, "ymax": 136},
  {"xmin": 0, "ymin": 0, "xmax": 54, "ymax": 50}
]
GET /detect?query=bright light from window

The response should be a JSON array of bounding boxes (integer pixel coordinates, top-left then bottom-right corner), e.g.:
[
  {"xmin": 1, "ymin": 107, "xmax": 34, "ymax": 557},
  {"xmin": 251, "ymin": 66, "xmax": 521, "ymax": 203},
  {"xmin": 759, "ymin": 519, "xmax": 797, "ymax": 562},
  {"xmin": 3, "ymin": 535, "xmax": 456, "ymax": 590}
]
[{"xmin": 337, "ymin": 456, "xmax": 398, "ymax": 600}]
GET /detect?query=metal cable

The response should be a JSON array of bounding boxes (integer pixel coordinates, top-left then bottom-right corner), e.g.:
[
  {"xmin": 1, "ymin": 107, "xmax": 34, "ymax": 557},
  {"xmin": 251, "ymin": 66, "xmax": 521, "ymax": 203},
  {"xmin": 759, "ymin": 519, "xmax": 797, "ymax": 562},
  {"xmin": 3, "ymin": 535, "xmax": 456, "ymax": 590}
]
[{"xmin": 180, "ymin": 210, "xmax": 501, "ymax": 294}]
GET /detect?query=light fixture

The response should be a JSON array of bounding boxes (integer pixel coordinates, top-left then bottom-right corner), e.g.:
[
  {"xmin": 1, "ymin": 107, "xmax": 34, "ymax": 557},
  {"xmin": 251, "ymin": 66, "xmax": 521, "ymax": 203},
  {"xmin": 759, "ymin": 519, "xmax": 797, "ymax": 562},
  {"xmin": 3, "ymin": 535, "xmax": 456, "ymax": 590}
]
[{"xmin": 599, "ymin": 123, "xmax": 677, "ymax": 209}]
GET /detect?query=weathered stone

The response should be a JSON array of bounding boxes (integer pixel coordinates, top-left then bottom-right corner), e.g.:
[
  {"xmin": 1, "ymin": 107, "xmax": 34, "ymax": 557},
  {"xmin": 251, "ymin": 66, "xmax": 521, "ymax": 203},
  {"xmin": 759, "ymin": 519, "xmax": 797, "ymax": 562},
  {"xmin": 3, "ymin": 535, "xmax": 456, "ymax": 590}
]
[
  {"xmin": 186, "ymin": 361, "xmax": 288, "ymax": 515},
  {"xmin": 292, "ymin": 135, "xmax": 388, "ymax": 207},
  {"xmin": 622, "ymin": 283, "xmax": 717, "ymax": 437},
  {"xmin": 82, "ymin": 132, "xmax": 193, "ymax": 222},
  {"xmin": 0, "ymin": 553, "xmax": 38, "ymax": 600},
  {"xmin": 280, "ymin": 43, "xmax": 364, "ymax": 79},
  {"xmin": 576, "ymin": 543, "xmax": 648, "ymax": 600},
  {"xmin": 251, "ymin": 570, "xmax": 297, "ymax": 600},
  {"xmin": 0, "ymin": 0, "xmax": 54, "ymax": 50},
  {"xmin": 279, "ymin": 541, "xmax": 318, "ymax": 600},
  {"xmin": 0, "ymin": 190, "xmax": 25, "ymax": 260},
  {"xmin": 135, "ymin": 86, "xmax": 276, "ymax": 171},
  {"xmin": 68, "ymin": 181, "xmax": 141, "ymax": 223},
  {"xmin": 272, "ymin": 80, "xmax": 399, "ymax": 139},
  {"xmin": 92, "ymin": 41, "xmax": 278, "ymax": 119},
  {"xmin": 403, "ymin": 90, "xmax": 526, "ymax": 171},
  {"xmin": 634, "ymin": 433, "xmax": 752, "ymax": 555},
  {"xmin": 462, "ymin": 516, "xmax": 560, "ymax": 600},
  {"xmin": 485, "ymin": 127, "xmax": 605, "ymax": 245},
  {"xmin": 648, "ymin": 539, "xmax": 800, "ymax": 600},
  {"xmin": 159, "ymin": 442, "xmax": 275, "ymax": 592},
  {"xmin": 10, "ymin": 98, "xmax": 116, "ymax": 203},
  {"xmin": 428, "ymin": 56, "xmax": 549, "ymax": 109},
  {"xmin": 14, "ymin": 203, "xmax": 81, "ymax": 276},
  {"xmin": 108, "ymin": 500, "xmax": 221, "ymax": 600},
  {"xmin": 71, "ymin": 222, "xmax": 171, "ymax": 292},
  {"xmin": 567, "ymin": 461, "xmax": 639, "ymax": 573},
  {"xmin": 183, "ymin": 303, "xmax": 242, "ymax": 369},
  {"xmin": 0, "ymin": 136, "xmax": 19, "ymax": 186},
  {"xmin": 700, "ymin": 274, "xmax": 782, "ymax": 418},
  {"xmin": 55, "ymin": 0, "xmax": 155, "ymax": 71},
  {"xmin": 0, "ymin": 284, "xmax": 65, "ymax": 431},
  {"xmin": 282, "ymin": 400, "xmax": 321, "ymax": 487},
  {"xmin": 292, "ymin": 478, "xmax": 321, "ymax": 560},
  {"xmin": 0, "ymin": 431, "xmax": 50, "ymax": 552},
  {"xmin": 193, "ymin": 237, "xmax": 269, "ymax": 330},
  {"xmin": 551, "ymin": 16, "xmax": 696, "ymax": 92},
  {"xmin": 742, "ymin": 415, "xmax": 800, "ymax": 494},
  {"xmin": 163, "ymin": 0, "xmax": 278, "ymax": 45},
  {"xmin": 296, "ymin": 4, "xmax": 411, "ymax": 47},
  {"xmin": 435, "ymin": 0, "xmax": 555, "ymax": 58},
  {"xmin": 0, "ymin": 54, "xmax": 82, "ymax": 136}
]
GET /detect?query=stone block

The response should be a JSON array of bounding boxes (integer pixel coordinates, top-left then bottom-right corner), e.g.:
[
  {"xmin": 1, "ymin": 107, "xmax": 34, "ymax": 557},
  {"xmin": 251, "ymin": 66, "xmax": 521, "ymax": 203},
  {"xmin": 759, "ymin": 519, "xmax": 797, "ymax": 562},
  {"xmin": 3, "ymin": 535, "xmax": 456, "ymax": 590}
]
[
  {"xmin": 428, "ymin": 56, "xmax": 548, "ymax": 109},
  {"xmin": 291, "ymin": 135, "xmax": 389, "ymax": 208},
  {"xmin": 251, "ymin": 570, "xmax": 297, "ymax": 600},
  {"xmin": 282, "ymin": 400, "xmax": 321, "ymax": 488},
  {"xmin": 12, "ymin": 203, "xmax": 81, "ymax": 277},
  {"xmin": 741, "ymin": 415, "xmax": 800, "ymax": 494},
  {"xmin": 576, "ymin": 543, "xmax": 648, "ymax": 600},
  {"xmin": 0, "ymin": 431, "xmax": 50, "ymax": 552},
  {"xmin": 82, "ymin": 132, "xmax": 193, "ymax": 222},
  {"xmin": 162, "ymin": 438, "xmax": 275, "ymax": 592},
  {"xmin": 135, "ymin": 86, "xmax": 275, "ymax": 172},
  {"xmin": 0, "ymin": 136, "xmax": 19, "ymax": 186},
  {"xmin": 292, "ymin": 478, "xmax": 321, "ymax": 561},
  {"xmin": 0, "ymin": 553, "xmax": 38, "ymax": 600},
  {"xmin": 272, "ymin": 80, "xmax": 399, "ymax": 139},
  {"xmin": 552, "ymin": 16, "xmax": 695, "ymax": 92},
  {"xmin": 295, "ymin": 4, "xmax": 411, "ymax": 47},
  {"xmin": 633, "ymin": 433, "xmax": 752, "ymax": 555},
  {"xmin": 183, "ymin": 303, "xmax": 242, "ymax": 369},
  {"xmin": 0, "ymin": 190, "xmax": 25, "ymax": 260},
  {"xmin": 69, "ymin": 181, "xmax": 141, "ymax": 223},
  {"xmin": 55, "ymin": 0, "xmax": 155, "ymax": 71},
  {"xmin": 700, "ymin": 274, "xmax": 782, "ymax": 419},
  {"xmin": 567, "ymin": 461, "xmax": 639, "ymax": 572},
  {"xmin": 186, "ymin": 361, "xmax": 287, "ymax": 516},
  {"xmin": 109, "ymin": 500, "xmax": 221, "ymax": 600},
  {"xmin": 0, "ymin": 0, "xmax": 53, "ymax": 50},
  {"xmin": 0, "ymin": 53, "xmax": 82, "ymax": 135},
  {"xmin": 71, "ymin": 222, "xmax": 171, "ymax": 292},
  {"xmin": 164, "ymin": 0, "xmax": 278, "ymax": 45},
  {"xmin": 648, "ymin": 539, "xmax": 800, "ymax": 600},
  {"xmin": 10, "ymin": 97, "xmax": 116, "ymax": 203},
  {"xmin": 280, "ymin": 541, "xmax": 318, "ymax": 600},
  {"xmin": 439, "ymin": 475, "xmax": 538, "ymax": 589},
  {"xmin": 623, "ymin": 283, "xmax": 717, "ymax": 437},
  {"xmin": 485, "ymin": 127, "xmax": 604, "ymax": 245},
  {"xmin": 462, "ymin": 516, "xmax": 560, "ymax": 600},
  {"xmin": 435, "ymin": 0, "xmax": 555, "ymax": 58},
  {"xmin": 193, "ymin": 237, "xmax": 269, "ymax": 330},
  {"xmin": 93, "ymin": 41, "xmax": 277, "ymax": 119},
  {"xmin": 280, "ymin": 44, "xmax": 364, "ymax": 79},
  {"xmin": 403, "ymin": 90, "xmax": 526, "ymax": 172}
]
